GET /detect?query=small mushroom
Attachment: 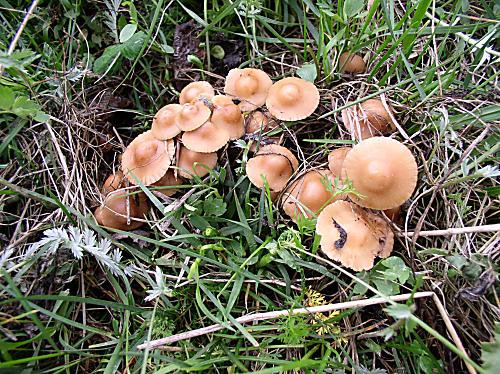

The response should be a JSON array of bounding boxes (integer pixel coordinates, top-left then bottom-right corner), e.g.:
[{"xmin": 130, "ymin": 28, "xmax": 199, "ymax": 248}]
[
  {"xmin": 102, "ymin": 171, "xmax": 125, "ymax": 195},
  {"xmin": 121, "ymin": 131, "xmax": 175, "ymax": 186},
  {"xmin": 211, "ymin": 103, "xmax": 245, "ymax": 140},
  {"xmin": 181, "ymin": 121, "xmax": 230, "ymax": 153},
  {"xmin": 341, "ymin": 99, "xmax": 394, "ymax": 140},
  {"xmin": 282, "ymin": 169, "xmax": 344, "ymax": 222},
  {"xmin": 94, "ymin": 189, "xmax": 150, "ymax": 231},
  {"xmin": 342, "ymin": 137, "xmax": 418, "ymax": 210},
  {"xmin": 175, "ymin": 101, "xmax": 212, "ymax": 132},
  {"xmin": 177, "ymin": 145, "xmax": 218, "ymax": 179},
  {"xmin": 179, "ymin": 81, "xmax": 215, "ymax": 104},
  {"xmin": 327, "ymin": 147, "xmax": 351, "ymax": 177},
  {"xmin": 212, "ymin": 95, "xmax": 235, "ymax": 107},
  {"xmin": 151, "ymin": 104, "xmax": 182, "ymax": 140},
  {"xmin": 338, "ymin": 52, "xmax": 366, "ymax": 74},
  {"xmin": 152, "ymin": 170, "xmax": 183, "ymax": 196},
  {"xmin": 246, "ymin": 144, "xmax": 298, "ymax": 192},
  {"xmin": 316, "ymin": 200, "xmax": 394, "ymax": 271},
  {"xmin": 266, "ymin": 77, "xmax": 320, "ymax": 121},
  {"xmin": 245, "ymin": 111, "xmax": 278, "ymax": 134},
  {"xmin": 224, "ymin": 68, "xmax": 273, "ymax": 111}
]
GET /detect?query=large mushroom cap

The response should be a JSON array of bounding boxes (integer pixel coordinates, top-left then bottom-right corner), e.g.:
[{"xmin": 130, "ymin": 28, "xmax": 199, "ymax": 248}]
[
  {"xmin": 95, "ymin": 189, "xmax": 150, "ymax": 231},
  {"xmin": 266, "ymin": 77, "xmax": 320, "ymax": 121},
  {"xmin": 245, "ymin": 111, "xmax": 278, "ymax": 134},
  {"xmin": 342, "ymin": 137, "xmax": 418, "ymax": 210},
  {"xmin": 122, "ymin": 131, "xmax": 175, "ymax": 186},
  {"xmin": 152, "ymin": 170, "xmax": 183, "ymax": 197},
  {"xmin": 328, "ymin": 147, "xmax": 351, "ymax": 177},
  {"xmin": 102, "ymin": 171, "xmax": 125, "ymax": 195},
  {"xmin": 211, "ymin": 103, "xmax": 245, "ymax": 140},
  {"xmin": 282, "ymin": 169, "xmax": 344, "ymax": 222},
  {"xmin": 151, "ymin": 104, "xmax": 182, "ymax": 140},
  {"xmin": 316, "ymin": 201, "xmax": 393, "ymax": 271},
  {"xmin": 177, "ymin": 145, "xmax": 218, "ymax": 179},
  {"xmin": 246, "ymin": 144, "xmax": 298, "ymax": 192},
  {"xmin": 179, "ymin": 81, "xmax": 215, "ymax": 104},
  {"xmin": 338, "ymin": 52, "xmax": 366, "ymax": 74},
  {"xmin": 224, "ymin": 68, "xmax": 272, "ymax": 111},
  {"xmin": 175, "ymin": 101, "xmax": 211, "ymax": 132},
  {"xmin": 181, "ymin": 121, "xmax": 229, "ymax": 153}
]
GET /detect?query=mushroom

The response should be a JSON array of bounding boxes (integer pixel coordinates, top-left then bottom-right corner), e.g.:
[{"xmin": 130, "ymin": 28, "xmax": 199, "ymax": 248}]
[
  {"xmin": 316, "ymin": 200, "xmax": 394, "ymax": 271},
  {"xmin": 266, "ymin": 77, "xmax": 320, "ymax": 121},
  {"xmin": 181, "ymin": 121, "xmax": 230, "ymax": 153},
  {"xmin": 338, "ymin": 52, "xmax": 366, "ymax": 74},
  {"xmin": 384, "ymin": 206, "xmax": 402, "ymax": 223},
  {"xmin": 212, "ymin": 95, "xmax": 235, "ymax": 107},
  {"xmin": 179, "ymin": 81, "xmax": 215, "ymax": 104},
  {"xmin": 102, "ymin": 171, "xmax": 125, "ymax": 195},
  {"xmin": 224, "ymin": 68, "xmax": 272, "ymax": 111},
  {"xmin": 211, "ymin": 103, "xmax": 245, "ymax": 140},
  {"xmin": 342, "ymin": 137, "xmax": 418, "ymax": 210},
  {"xmin": 245, "ymin": 111, "xmax": 278, "ymax": 134},
  {"xmin": 246, "ymin": 144, "xmax": 298, "ymax": 192},
  {"xmin": 152, "ymin": 170, "xmax": 183, "ymax": 196},
  {"xmin": 94, "ymin": 189, "xmax": 150, "ymax": 231},
  {"xmin": 282, "ymin": 169, "xmax": 344, "ymax": 222},
  {"xmin": 175, "ymin": 101, "xmax": 211, "ymax": 132},
  {"xmin": 327, "ymin": 147, "xmax": 351, "ymax": 177},
  {"xmin": 121, "ymin": 131, "xmax": 175, "ymax": 185},
  {"xmin": 151, "ymin": 104, "xmax": 182, "ymax": 140},
  {"xmin": 341, "ymin": 99, "xmax": 395, "ymax": 140},
  {"xmin": 177, "ymin": 145, "xmax": 218, "ymax": 179}
]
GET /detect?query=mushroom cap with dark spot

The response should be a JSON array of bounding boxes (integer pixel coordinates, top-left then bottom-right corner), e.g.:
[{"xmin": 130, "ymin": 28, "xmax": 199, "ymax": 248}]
[
  {"xmin": 151, "ymin": 104, "xmax": 182, "ymax": 140},
  {"xmin": 224, "ymin": 68, "xmax": 272, "ymax": 111}
]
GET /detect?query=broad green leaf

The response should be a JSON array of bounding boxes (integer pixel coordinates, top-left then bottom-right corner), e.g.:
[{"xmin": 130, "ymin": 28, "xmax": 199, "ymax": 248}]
[
  {"xmin": 203, "ymin": 197, "xmax": 227, "ymax": 217},
  {"xmin": 119, "ymin": 23, "xmax": 137, "ymax": 43},
  {"xmin": 344, "ymin": 0, "xmax": 365, "ymax": 18},
  {"xmin": 296, "ymin": 63, "xmax": 317, "ymax": 82},
  {"xmin": 384, "ymin": 303, "xmax": 414, "ymax": 320},
  {"xmin": 0, "ymin": 86, "xmax": 15, "ymax": 109},
  {"xmin": 121, "ymin": 31, "xmax": 146, "ymax": 60},
  {"xmin": 93, "ymin": 45, "xmax": 121, "ymax": 74}
]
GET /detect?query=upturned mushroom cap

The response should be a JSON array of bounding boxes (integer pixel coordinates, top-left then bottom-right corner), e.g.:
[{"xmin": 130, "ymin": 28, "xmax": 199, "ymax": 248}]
[
  {"xmin": 102, "ymin": 171, "xmax": 125, "ymax": 195},
  {"xmin": 175, "ymin": 101, "xmax": 211, "ymax": 131},
  {"xmin": 282, "ymin": 169, "xmax": 344, "ymax": 222},
  {"xmin": 152, "ymin": 170, "xmax": 183, "ymax": 196},
  {"xmin": 246, "ymin": 144, "xmax": 298, "ymax": 191},
  {"xmin": 360, "ymin": 99, "xmax": 394, "ymax": 133},
  {"xmin": 224, "ymin": 68, "xmax": 273, "ymax": 111},
  {"xmin": 328, "ymin": 147, "xmax": 351, "ymax": 177},
  {"xmin": 266, "ymin": 77, "xmax": 320, "ymax": 121},
  {"xmin": 95, "ymin": 189, "xmax": 149, "ymax": 231},
  {"xmin": 122, "ymin": 131, "xmax": 175, "ymax": 186},
  {"xmin": 212, "ymin": 95, "xmax": 235, "ymax": 107},
  {"xmin": 211, "ymin": 103, "xmax": 245, "ymax": 140},
  {"xmin": 151, "ymin": 104, "xmax": 182, "ymax": 140},
  {"xmin": 316, "ymin": 200, "xmax": 393, "ymax": 271},
  {"xmin": 342, "ymin": 137, "xmax": 418, "ymax": 210},
  {"xmin": 177, "ymin": 145, "xmax": 218, "ymax": 179},
  {"xmin": 181, "ymin": 121, "xmax": 230, "ymax": 153},
  {"xmin": 338, "ymin": 52, "xmax": 366, "ymax": 74},
  {"xmin": 245, "ymin": 111, "xmax": 278, "ymax": 134},
  {"xmin": 179, "ymin": 81, "xmax": 215, "ymax": 104}
]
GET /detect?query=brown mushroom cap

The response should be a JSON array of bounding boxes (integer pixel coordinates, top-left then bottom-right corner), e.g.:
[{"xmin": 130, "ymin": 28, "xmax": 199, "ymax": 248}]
[
  {"xmin": 282, "ymin": 169, "xmax": 344, "ymax": 222},
  {"xmin": 181, "ymin": 121, "xmax": 230, "ymax": 153},
  {"xmin": 316, "ymin": 200, "xmax": 393, "ymax": 271},
  {"xmin": 102, "ymin": 171, "xmax": 125, "ymax": 195},
  {"xmin": 122, "ymin": 131, "xmax": 175, "ymax": 186},
  {"xmin": 246, "ymin": 144, "xmax": 298, "ymax": 191},
  {"xmin": 224, "ymin": 68, "xmax": 272, "ymax": 111},
  {"xmin": 245, "ymin": 111, "xmax": 278, "ymax": 134},
  {"xmin": 179, "ymin": 81, "xmax": 215, "ymax": 104},
  {"xmin": 328, "ymin": 147, "xmax": 351, "ymax": 177},
  {"xmin": 342, "ymin": 137, "xmax": 418, "ymax": 210},
  {"xmin": 212, "ymin": 95, "xmax": 235, "ymax": 107},
  {"xmin": 384, "ymin": 206, "xmax": 402, "ymax": 223},
  {"xmin": 211, "ymin": 103, "xmax": 245, "ymax": 140},
  {"xmin": 152, "ymin": 170, "xmax": 183, "ymax": 196},
  {"xmin": 177, "ymin": 145, "xmax": 218, "ymax": 179},
  {"xmin": 151, "ymin": 104, "xmax": 182, "ymax": 140},
  {"xmin": 360, "ymin": 99, "xmax": 394, "ymax": 132},
  {"xmin": 175, "ymin": 101, "xmax": 211, "ymax": 132},
  {"xmin": 266, "ymin": 77, "xmax": 320, "ymax": 121},
  {"xmin": 339, "ymin": 52, "xmax": 366, "ymax": 74},
  {"xmin": 95, "ymin": 189, "xmax": 149, "ymax": 231}
]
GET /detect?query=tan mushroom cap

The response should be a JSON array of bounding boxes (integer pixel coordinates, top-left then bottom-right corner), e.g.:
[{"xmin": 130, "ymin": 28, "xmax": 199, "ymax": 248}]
[
  {"xmin": 175, "ymin": 101, "xmax": 211, "ymax": 132},
  {"xmin": 316, "ymin": 201, "xmax": 393, "ymax": 271},
  {"xmin": 266, "ymin": 77, "xmax": 320, "ymax": 121},
  {"xmin": 339, "ymin": 52, "xmax": 366, "ymax": 74},
  {"xmin": 181, "ymin": 121, "xmax": 230, "ymax": 153},
  {"xmin": 282, "ymin": 169, "xmax": 344, "ymax": 222},
  {"xmin": 360, "ymin": 99, "xmax": 395, "ymax": 132},
  {"xmin": 122, "ymin": 131, "xmax": 175, "ymax": 186},
  {"xmin": 224, "ymin": 68, "xmax": 272, "ymax": 111},
  {"xmin": 102, "ymin": 171, "xmax": 125, "ymax": 195},
  {"xmin": 245, "ymin": 111, "xmax": 278, "ymax": 134},
  {"xmin": 246, "ymin": 145, "xmax": 298, "ymax": 192},
  {"xmin": 152, "ymin": 170, "xmax": 183, "ymax": 197},
  {"xmin": 211, "ymin": 103, "xmax": 245, "ymax": 140},
  {"xmin": 179, "ymin": 81, "xmax": 215, "ymax": 104},
  {"xmin": 151, "ymin": 104, "xmax": 182, "ymax": 140},
  {"xmin": 212, "ymin": 95, "xmax": 235, "ymax": 107},
  {"xmin": 177, "ymin": 146, "xmax": 218, "ymax": 179},
  {"xmin": 95, "ymin": 189, "xmax": 149, "ymax": 231},
  {"xmin": 342, "ymin": 137, "xmax": 418, "ymax": 210},
  {"xmin": 328, "ymin": 147, "xmax": 351, "ymax": 177}
]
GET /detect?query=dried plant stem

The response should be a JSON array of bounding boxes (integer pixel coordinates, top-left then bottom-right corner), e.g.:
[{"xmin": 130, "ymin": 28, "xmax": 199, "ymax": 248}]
[{"xmin": 400, "ymin": 224, "xmax": 500, "ymax": 237}]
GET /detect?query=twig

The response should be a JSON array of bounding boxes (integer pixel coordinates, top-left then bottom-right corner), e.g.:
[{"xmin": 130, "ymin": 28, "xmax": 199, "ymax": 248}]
[{"xmin": 399, "ymin": 224, "xmax": 500, "ymax": 237}]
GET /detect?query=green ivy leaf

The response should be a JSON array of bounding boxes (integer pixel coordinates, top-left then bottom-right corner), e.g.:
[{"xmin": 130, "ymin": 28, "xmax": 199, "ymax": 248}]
[
  {"xmin": 93, "ymin": 45, "xmax": 122, "ymax": 74},
  {"xmin": 481, "ymin": 322, "xmax": 500, "ymax": 374},
  {"xmin": 296, "ymin": 63, "xmax": 317, "ymax": 82},
  {"xmin": 119, "ymin": 23, "xmax": 137, "ymax": 43},
  {"xmin": 121, "ymin": 31, "xmax": 146, "ymax": 60},
  {"xmin": 0, "ymin": 86, "xmax": 15, "ymax": 109}
]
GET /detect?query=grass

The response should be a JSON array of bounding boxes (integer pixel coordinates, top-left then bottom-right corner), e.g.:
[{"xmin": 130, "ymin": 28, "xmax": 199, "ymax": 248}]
[{"xmin": 0, "ymin": 0, "xmax": 499, "ymax": 373}]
